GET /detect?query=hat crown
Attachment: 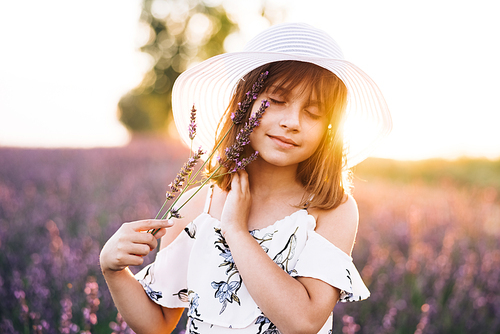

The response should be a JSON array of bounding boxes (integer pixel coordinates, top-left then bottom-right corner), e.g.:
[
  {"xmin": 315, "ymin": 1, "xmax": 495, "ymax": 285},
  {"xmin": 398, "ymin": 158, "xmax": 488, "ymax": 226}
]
[{"xmin": 243, "ymin": 23, "xmax": 345, "ymax": 60}]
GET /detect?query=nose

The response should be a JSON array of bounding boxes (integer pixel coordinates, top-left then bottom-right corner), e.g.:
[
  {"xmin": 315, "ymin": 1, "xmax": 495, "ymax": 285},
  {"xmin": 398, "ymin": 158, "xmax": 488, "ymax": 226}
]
[{"xmin": 279, "ymin": 103, "xmax": 301, "ymax": 131}]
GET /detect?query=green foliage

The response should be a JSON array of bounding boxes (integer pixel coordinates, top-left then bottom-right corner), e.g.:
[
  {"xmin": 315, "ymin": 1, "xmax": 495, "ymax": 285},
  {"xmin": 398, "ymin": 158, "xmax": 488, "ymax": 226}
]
[
  {"xmin": 354, "ymin": 157, "xmax": 500, "ymax": 191},
  {"xmin": 118, "ymin": 92, "xmax": 171, "ymax": 133},
  {"xmin": 118, "ymin": 0, "xmax": 238, "ymax": 134}
]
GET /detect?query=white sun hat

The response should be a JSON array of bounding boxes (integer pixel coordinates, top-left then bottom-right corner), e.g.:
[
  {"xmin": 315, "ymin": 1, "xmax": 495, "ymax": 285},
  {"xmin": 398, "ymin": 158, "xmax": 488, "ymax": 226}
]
[{"xmin": 172, "ymin": 22, "xmax": 392, "ymax": 168}]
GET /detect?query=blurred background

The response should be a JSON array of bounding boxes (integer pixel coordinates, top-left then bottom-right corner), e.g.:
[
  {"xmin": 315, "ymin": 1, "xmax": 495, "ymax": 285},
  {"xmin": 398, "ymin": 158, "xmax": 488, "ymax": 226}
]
[{"xmin": 0, "ymin": 0, "xmax": 499, "ymax": 333}]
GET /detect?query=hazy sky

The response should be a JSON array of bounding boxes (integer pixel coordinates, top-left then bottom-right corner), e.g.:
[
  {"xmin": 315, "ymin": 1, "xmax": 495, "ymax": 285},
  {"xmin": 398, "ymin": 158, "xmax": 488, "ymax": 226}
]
[{"xmin": 0, "ymin": 0, "xmax": 499, "ymax": 161}]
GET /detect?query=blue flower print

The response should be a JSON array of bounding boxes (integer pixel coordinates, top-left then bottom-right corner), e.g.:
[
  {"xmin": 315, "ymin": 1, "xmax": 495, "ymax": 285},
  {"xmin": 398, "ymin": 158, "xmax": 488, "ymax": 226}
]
[
  {"xmin": 211, "ymin": 280, "xmax": 241, "ymax": 314},
  {"xmin": 137, "ymin": 265, "xmax": 163, "ymax": 301},
  {"xmin": 143, "ymin": 283, "xmax": 162, "ymax": 301},
  {"xmin": 214, "ymin": 228, "xmax": 239, "ymax": 275},
  {"xmin": 188, "ymin": 292, "xmax": 201, "ymax": 317},
  {"xmin": 255, "ymin": 314, "xmax": 279, "ymax": 334},
  {"xmin": 217, "ymin": 247, "xmax": 238, "ymax": 274},
  {"xmin": 220, "ymin": 247, "xmax": 234, "ymax": 263},
  {"xmin": 186, "ymin": 291, "xmax": 202, "ymax": 333},
  {"xmin": 255, "ymin": 315, "xmax": 271, "ymax": 325},
  {"xmin": 339, "ymin": 290, "xmax": 354, "ymax": 302}
]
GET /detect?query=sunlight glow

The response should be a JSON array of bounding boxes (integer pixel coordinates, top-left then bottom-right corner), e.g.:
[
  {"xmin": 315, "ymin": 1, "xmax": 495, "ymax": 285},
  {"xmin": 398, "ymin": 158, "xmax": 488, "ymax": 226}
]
[{"xmin": 0, "ymin": 0, "xmax": 499, "ymax": 161}]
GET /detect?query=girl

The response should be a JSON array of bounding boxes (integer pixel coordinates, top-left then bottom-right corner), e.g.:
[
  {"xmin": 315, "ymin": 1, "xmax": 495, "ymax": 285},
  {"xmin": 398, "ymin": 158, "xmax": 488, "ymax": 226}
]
[{"xmin": 100, "ymin": 23, "xmax": 392, "ymax": 334}]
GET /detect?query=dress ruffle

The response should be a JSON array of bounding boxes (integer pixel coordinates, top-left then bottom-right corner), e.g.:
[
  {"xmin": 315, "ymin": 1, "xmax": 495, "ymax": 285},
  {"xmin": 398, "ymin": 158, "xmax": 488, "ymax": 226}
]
[
  {"xmin": 135, "ymin": 209, "xmax": 370, "ymax": 332},
  {"xmin": 290, "ymin": 230, "xmax": 370, "ymax": 302},
  {"xmin": 135, "ymin": 223, "xmax": 194, "ymax": 308}
]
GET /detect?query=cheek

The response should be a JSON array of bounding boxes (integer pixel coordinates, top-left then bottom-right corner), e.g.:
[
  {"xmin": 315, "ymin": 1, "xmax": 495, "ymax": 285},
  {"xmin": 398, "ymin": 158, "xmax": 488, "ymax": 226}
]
[
  {"xmin": 248, "ymin": 127, "xmax": 261, "ymax": 151},
  {"xmin": 305, "ymin": 122, "xmax": 327, "ymax": 143},
  {"xmin": 303, "ymin": 128, "xmax": 328, "ymax": 161}
]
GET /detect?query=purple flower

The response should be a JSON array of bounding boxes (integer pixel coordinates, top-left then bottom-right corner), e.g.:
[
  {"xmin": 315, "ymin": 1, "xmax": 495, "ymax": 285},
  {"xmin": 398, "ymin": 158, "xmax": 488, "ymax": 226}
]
[
  {"xmin": 188, "ymin": 104, "xmax": 197, "ymax": 140},
  {"xmin": 165, "ymin": 147, "xmax": 205, "ymax": 199},
  {"xmin": 222, "ymin": 99, "xmax": 269, "ymax": 169},
  {"xmin": 170, "ymin": 208, "xmax": 182, "ymax": 219},
  {"xmin": 231, "ymin": 71, "xmax": 269, "ymax": 124},
  {"xmin": 231, "ymin": 151, "xmax": 259, "ymax": 172}
]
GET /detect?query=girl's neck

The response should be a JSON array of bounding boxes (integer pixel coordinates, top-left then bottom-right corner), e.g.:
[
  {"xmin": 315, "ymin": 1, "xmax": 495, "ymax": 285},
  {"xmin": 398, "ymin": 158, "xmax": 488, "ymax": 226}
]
[{"xmin": 245, "ymin": 159, "xmax": 304, "ymax": 198}]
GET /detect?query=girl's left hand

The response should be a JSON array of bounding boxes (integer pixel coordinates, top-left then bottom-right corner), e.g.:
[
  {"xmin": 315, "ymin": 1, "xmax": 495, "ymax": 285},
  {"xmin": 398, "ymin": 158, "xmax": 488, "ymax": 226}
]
[{"xmin": 220, "ymin": 170, "xmax": 251, "ymax": 237}]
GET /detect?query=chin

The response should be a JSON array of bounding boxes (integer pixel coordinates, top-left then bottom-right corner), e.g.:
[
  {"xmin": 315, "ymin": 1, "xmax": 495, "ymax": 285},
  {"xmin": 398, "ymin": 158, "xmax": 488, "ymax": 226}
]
[{"xmin": 259, "ymin": 155, "xmax": 300, "ymax": 168}]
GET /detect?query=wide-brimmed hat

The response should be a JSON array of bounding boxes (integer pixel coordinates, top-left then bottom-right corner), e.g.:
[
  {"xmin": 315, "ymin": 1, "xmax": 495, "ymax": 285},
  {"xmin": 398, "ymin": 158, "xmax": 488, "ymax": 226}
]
[{"xmin": 172, "ymin": 23, "xmax": 392, "ymax": 168}]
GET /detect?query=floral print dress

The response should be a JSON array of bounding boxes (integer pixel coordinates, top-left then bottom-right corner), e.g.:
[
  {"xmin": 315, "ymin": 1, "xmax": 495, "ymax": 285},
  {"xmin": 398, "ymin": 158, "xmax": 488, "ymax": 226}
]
[{"xmin": 136, "ymin": 190, "xmax": 370, "ymax": 333}]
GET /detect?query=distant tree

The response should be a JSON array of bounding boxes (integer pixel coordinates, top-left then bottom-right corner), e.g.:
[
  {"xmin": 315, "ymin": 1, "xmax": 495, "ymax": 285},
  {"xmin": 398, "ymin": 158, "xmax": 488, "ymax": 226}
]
[{"xmin": 118, "ymin": 0, "xmax": 238, "ymax": 135}]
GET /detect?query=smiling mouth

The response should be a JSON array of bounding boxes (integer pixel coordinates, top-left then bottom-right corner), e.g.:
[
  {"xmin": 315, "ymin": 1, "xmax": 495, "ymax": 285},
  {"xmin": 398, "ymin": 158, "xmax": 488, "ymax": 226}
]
[{"xmin": 268, "ymin": 135, "xmax": 298, "ymax": 148}]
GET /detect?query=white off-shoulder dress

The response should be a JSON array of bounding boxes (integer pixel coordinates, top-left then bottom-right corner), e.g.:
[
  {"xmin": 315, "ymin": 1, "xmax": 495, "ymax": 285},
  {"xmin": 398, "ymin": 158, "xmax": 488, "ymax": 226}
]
[{"xmin": 136, "ymin": 187, "xmax": 370, "ymax": 333}]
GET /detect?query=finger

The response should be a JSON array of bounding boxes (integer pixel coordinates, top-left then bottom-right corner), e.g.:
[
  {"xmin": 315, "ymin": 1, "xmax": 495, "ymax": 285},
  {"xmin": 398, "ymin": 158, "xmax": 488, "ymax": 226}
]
[
  {"xmin": 126, "ymin": 219, "xmax": 173, "ymax": 232},
  {"xmin": 152, "ymin": 226, "xmax": 167, "ymax": 239},
  {"xmin": 132, "ymin": 231, "xmax": 159, "ymax": 250},
  {"xmin": 117, "ymin": 253, "xmax": 145, "ymax": 267},
  {"xmin": 128, "ymin": 243, "xmax": 152, "ymax": 257},
  {"xmin": 231, "ymin": 172, "xmax": 240, "ymax": 191},
  {"xmin": 237, "ymin": 170, "xmax": 249, "ymax": 193}
]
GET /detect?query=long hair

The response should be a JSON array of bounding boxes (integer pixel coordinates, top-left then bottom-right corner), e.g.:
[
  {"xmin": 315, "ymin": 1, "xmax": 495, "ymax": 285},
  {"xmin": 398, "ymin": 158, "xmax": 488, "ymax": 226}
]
[{"xmin": 206, "ymin": 61, "xmax": 349, "ymax": 210}]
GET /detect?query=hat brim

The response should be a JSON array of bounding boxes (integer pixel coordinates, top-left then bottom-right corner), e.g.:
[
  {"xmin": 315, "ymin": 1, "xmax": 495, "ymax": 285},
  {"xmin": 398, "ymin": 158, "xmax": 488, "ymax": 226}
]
[{"xmin": 172, "ymin": 51, "xmax": 392, "ymax": 168}]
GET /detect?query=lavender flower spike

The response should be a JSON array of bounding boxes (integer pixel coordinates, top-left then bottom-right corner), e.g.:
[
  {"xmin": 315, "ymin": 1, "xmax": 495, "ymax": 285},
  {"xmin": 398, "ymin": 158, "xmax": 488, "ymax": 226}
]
[
  {"xmin": 231, "ymin": 71, "xmax": 269, "ymax": 125},
  {"xmin": 231, "ymin": 151, "xmax": 259, "ymax": 172},
  {"xmin": 165, "ymin": 147, "xmax": 205, "ymax": 200},
  {"xmin": 188, "ymin": 104, "xmax": 197, "ymax": 140},
  {"xmin": 224, "ymin": 99, "xmax": 269, "ymax": 166},
  {"xmin": 169, "ymin": 208, "xmax": 182, "ymax": 219}
]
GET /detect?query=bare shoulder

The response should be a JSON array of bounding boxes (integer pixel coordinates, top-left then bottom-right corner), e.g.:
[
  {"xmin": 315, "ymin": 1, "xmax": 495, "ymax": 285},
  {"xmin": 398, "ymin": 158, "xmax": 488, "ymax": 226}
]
[
  {"xmin": 159, "ymin": 185, "xmax": 210, "ymax": 250},
  {"xmin": 314, "ymin": 194, "xmax": 359, "ymax": 256}
]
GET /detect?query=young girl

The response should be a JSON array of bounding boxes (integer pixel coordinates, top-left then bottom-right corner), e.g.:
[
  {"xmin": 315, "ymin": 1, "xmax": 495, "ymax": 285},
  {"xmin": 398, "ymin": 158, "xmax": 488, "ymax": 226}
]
[{"xmin": 100, "ymin": 23, "xmax": 392, "ymax": 334}]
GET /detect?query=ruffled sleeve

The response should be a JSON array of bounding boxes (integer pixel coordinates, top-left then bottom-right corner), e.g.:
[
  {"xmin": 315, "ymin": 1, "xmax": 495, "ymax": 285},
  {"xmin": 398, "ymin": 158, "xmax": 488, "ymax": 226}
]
[
  {"xmin": 290, "ymin": 230, "xmax": 370, "ymax": 302},
  {"xmin": 135, "ymin": 222, "xmax": 196, "ymax": 308}
]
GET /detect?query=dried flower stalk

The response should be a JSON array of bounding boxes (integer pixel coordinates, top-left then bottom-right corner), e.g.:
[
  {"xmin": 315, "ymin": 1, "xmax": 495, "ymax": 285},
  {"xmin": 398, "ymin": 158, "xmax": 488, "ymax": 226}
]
[{"xmin": 150, "ymin": 72, "xmax": 269, "ymax": 235}]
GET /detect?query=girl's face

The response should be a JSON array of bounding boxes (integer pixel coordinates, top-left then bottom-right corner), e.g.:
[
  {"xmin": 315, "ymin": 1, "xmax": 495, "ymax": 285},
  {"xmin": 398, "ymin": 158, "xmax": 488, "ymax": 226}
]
[{"xmin": 248, "ymin": 83, "xmax": 329, "ymax": 168}]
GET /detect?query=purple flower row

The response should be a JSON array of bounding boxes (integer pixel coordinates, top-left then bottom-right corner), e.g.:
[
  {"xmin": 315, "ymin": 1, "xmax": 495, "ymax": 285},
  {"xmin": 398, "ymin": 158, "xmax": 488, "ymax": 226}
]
[{"xmin": 1, "ymin": 147, "xmax": 499, "ymax": 333}]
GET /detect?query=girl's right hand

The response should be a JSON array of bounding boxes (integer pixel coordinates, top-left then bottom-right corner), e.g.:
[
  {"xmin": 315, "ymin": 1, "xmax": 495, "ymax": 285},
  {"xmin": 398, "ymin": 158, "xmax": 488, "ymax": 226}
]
[{"xmin": 99, "ymin": 219, "xmax": 173, "ymax": 273}]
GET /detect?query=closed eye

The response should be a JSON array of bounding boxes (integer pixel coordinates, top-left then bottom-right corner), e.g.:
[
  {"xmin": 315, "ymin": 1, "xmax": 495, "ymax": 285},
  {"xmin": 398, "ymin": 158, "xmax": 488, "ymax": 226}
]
[
  {"xmin": 269, "ymin": 98, "xmax": 285, "ymax": 105},
  {"xmin": 305, "ymin": 109, "xmax": 321, "ymax": 120}
]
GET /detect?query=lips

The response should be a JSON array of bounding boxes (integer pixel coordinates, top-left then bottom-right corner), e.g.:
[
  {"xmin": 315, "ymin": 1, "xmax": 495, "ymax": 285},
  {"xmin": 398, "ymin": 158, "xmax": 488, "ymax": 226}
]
[{"xmin": 268, "ymin": 135, "xmax": 298, "ymax": 148}]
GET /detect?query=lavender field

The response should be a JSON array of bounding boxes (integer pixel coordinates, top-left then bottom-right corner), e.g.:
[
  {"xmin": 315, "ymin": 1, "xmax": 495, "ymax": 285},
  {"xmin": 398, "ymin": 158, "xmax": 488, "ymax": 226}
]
[{"xmin": 1, "ymin": 139, "xmax": 499, "ymax": 333}]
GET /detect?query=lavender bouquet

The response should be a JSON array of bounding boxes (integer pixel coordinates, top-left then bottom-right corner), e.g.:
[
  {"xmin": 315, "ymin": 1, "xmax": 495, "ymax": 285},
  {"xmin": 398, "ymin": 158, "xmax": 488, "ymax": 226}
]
[{"xmin": 149, "ymin": 71, "xmax": 269, "ymax": 235}]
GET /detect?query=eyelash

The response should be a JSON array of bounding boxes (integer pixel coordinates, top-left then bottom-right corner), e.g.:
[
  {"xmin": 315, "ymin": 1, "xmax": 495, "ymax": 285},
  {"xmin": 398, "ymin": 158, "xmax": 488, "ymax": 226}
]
[
  {"xmin": 269, "ymin": 97, "xmax": 322, "ymax": 120},
  {"xmin": 306, "ymin": 111, "xmax": 321, "ymax": 120},
  {"xmin": 269, "ymin": 98, "xmax": 285, "ymax": 105}
]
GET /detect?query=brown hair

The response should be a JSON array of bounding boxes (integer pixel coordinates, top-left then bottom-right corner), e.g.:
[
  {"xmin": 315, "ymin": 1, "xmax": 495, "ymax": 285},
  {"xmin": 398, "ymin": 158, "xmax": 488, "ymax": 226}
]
[{"xmin": 206, "ymin": 61, "xmax": 350, "ymax": 210}]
